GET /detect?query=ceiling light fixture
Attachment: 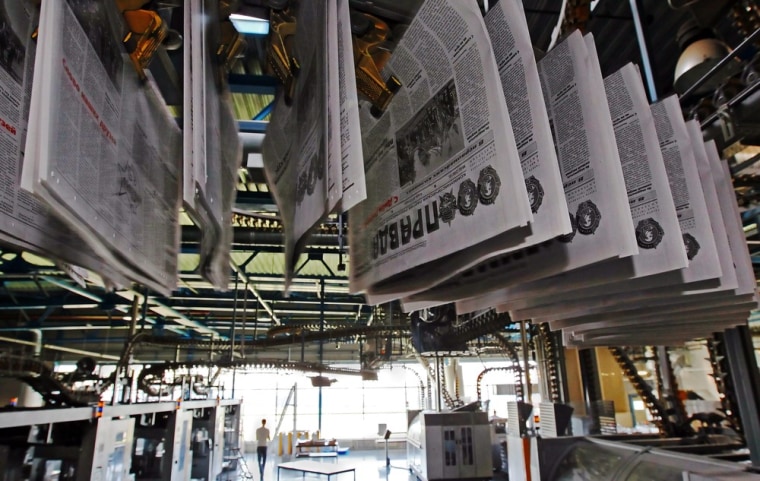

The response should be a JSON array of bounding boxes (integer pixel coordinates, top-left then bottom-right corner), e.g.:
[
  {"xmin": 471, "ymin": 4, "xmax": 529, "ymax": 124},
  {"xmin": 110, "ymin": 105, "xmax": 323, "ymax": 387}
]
[{"xmin": 229, "ymin": 13, "xmax": 269, "ymax": 36}]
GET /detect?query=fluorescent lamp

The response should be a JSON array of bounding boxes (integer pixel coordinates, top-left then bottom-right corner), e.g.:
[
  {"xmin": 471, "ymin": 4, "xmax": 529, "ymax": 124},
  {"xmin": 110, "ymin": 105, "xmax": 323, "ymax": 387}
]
[{"xmin": 230, "ymin": 14, "xmax": 269, "ymax": 36}]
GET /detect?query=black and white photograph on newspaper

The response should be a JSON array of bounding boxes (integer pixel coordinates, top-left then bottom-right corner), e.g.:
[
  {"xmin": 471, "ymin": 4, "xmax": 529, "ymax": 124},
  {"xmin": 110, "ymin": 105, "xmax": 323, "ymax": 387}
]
[
  {"xmin": 395, "ymin": 80, "xmax": 464, "ymax": 187},
  {"xmin": 0, "ymin": 1, "xmax": 26, "ymax": 83}
]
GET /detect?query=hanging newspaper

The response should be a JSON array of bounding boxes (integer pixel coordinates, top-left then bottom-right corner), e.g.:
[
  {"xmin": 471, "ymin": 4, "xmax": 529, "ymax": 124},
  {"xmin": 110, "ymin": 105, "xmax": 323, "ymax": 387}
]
[
  {"xmin": 262, "ymin": 0, "xmax": 330, "ymax": 285},
  {"xmin": 184, "ymin": 0, "xmax": 240, "ymax": 289},
  {"xmin": 485, "ymin": 0, "xmax": 573, "ymax": 248},
  {"xmin": 461, "ymin": 63, "xmax": 686, "ymax": 317},
  {"xmin": 650, "ymin": 97, "xmax": 722, "ymax": 282},
  {"xmin": 482, "ymin": 0, "xmax": 570, "ymax": 250},
  {"xmin": 363, "ymin": 0, "xmax": 572, "ymax": 305},
  {"xmin": 336, "ymin": 0, "xmax": 366, "ymax": 212},
  {"xmin": 209, "ymin": 90, "xmax": 241, "ymax": 287},
  {"xmin": 549, "ymin": 139, "xmax": 756, "ymax": 343},
  {"xmin": 563, "ymin": 311, "xmax": 750, "ymax": 346},
  {"xmin": 349, "ymin": 0, "xmax": 533, "ymax": 296},
  {"xmin": 185, "ymin": 0, "xmax": 217, "ymax": 287},
  {"xmin": 500, "ymin": 134, "xmax": 724, "ymax": 318},
  {"xmin": 0, "ymin": 0, "xmax": 128, "ymax": 286},
  {"xmin": 709, "ymin": 142, "xmax": 757, "ymax": 302},
  {"xmin": 531, "ymin": 144, "xmax": 739, "ymax": 324},
  {"xmin": 325, "ymin": 0, "xmax": 342, "ymax": 212},
  {"xmin": 460, "ymin": 92, "xmax": 726, "ymax": 315},
  {"xmin": 22, "ymin": 0, "xmax": 181, "ymax": 294},
  {"xmin": 497, "ymin": 121, "xmax": 737, "ymax": 322},
  {"xmin": 403, "ymin": 31, "xmax": 638, "ymax": 310},
  {"xmin": 183, "ymin": 0, "xmax": 196, "ymax": 212}
]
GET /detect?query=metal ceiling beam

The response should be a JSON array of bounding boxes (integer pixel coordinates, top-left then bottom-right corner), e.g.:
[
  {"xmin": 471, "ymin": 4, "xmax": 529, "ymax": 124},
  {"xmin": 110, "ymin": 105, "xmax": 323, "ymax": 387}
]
[
  {"xmin": 228, "ymin": 73, "xmax": 278, "ymax": 95},
  {"xmin": 0, "ymin": 302, "xmax": 99, "ymax": 311},
  {"xmin": 629, "ymin": 0, "xmax": 657, "ymax": 101},
  {"xmin": 28, "ymin": 276, "xmax": 189, "ymax": 336},
  {"xmin": 38, "ymin": 275, "xmax": 103, "ymax": 303},
  {"xmin": 234, "ymin": 190, "xmax": 276, "ymax": 208},
  {"xmin": 115, "ymin": 289, "xmax": 221, "ymax": 338},
  {"xmin": 0, "ymin": 334, "xmax": 120, "ymax": 360},
  {"xmin": 0, "ymin": 326, "xmax": 131, "ymax": 332},
  {"xmin": 238, "ymin": 120, "xmax": 268, "ymax": 134},
  {"xmin": 181, "ymin": 226, "xmax": 342, "ymax": 247}
]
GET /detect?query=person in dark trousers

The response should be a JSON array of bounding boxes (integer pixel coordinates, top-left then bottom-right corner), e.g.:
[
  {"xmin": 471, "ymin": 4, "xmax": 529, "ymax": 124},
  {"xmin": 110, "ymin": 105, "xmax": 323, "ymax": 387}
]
[{"xmin": 256, "ymin": 419, "xmax": 271, "ymax": 479}]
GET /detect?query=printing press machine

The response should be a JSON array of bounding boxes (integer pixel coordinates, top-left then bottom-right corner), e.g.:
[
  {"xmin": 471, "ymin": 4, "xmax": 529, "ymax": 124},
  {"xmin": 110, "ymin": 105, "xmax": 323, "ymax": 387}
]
[
  {"xmin": 407, "ymin": 410, "xmax": 493, "ymax": 481},
  {"xmin": 0, "ymin": 399, "xmax": 240, "ymax": 481}
]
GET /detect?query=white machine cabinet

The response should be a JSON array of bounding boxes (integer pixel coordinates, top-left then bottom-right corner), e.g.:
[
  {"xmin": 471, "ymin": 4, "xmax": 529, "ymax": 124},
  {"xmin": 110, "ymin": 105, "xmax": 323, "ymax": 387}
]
[{"xmin": 407, "ymin": 411, "xmax": 492, "ymax": 481}]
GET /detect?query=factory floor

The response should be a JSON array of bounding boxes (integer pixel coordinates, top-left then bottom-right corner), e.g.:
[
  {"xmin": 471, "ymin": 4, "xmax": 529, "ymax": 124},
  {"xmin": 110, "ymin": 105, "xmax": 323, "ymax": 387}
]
[{"xmin": 229, "ymin": 449, "xmax": 509, "ymax": 481}]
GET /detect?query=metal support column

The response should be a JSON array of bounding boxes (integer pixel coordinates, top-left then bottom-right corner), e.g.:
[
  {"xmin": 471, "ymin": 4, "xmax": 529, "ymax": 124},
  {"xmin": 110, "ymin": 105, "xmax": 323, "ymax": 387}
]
[
  {"xmin": 230, "ymin": 271, "xmax": 239, "ymax": 398},
  {"xmin": 723, "ymin": 325, "xmax": 760, "ymax": 468},
  {"xmin": 520, "ymin": 320, "xmax": 532, "ymax": 401},
  {"xmin": 318, "ymin": 278, "xmax": 325, "ymax": 432}
]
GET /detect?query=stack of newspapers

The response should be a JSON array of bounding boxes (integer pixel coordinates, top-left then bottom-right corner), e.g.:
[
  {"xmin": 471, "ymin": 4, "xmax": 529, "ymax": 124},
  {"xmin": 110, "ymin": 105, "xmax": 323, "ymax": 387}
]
[
  {"xmin": 0, "ymin": 0, "xmax": 240, "ymax": 294},
  {"xmin": 263, "ymin": 0, "xmax": 757, "ymax": 345}
]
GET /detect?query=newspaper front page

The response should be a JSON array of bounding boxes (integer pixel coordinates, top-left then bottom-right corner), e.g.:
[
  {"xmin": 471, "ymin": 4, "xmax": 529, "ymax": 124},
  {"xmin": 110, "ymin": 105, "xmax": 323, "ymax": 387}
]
[
  {"xmin": 470, "ymin": 64, "xmax": 687, "ymax": 317},
  {"xmin": 561, "ymin": 151, "xmax": 756, "ymax": 344},
  {"xmin": 0, "ymin": 0, "xmax": 128, "ymax": 286},
  {"xmin": 368, "ymin": 0, "xmax": 572, "ymax": 305},
  {"xmin": 348, "ymin": 0, "xmax": 532, "ymax": 295},
  {"xmin": 262, "ymin": 0, "xmax": 329, "ymax": 284},
  {"xmin": 710, "ymin": 143, "xmax": 757, "ymax": 301},
  {"xmin": 403, "ymin": 31, "xmax": 637, "ymax": 310},
  {"xmin": 23, "ymin": 0, "xmax": 181, "ymax": 294}
]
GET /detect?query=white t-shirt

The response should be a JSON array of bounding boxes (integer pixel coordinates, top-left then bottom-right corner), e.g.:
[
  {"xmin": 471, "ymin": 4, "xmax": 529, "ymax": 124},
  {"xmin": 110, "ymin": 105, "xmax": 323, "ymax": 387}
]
[{"xmin": 256, "ymin": 426, "xmax": 270, "ymax": 446}]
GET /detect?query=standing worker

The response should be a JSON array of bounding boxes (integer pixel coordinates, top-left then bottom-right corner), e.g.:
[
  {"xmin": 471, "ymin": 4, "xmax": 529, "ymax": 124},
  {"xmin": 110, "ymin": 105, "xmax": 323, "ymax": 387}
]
[{"xmin": 256, "ymin": 419, "xmax": 271, "ymax": 479}]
